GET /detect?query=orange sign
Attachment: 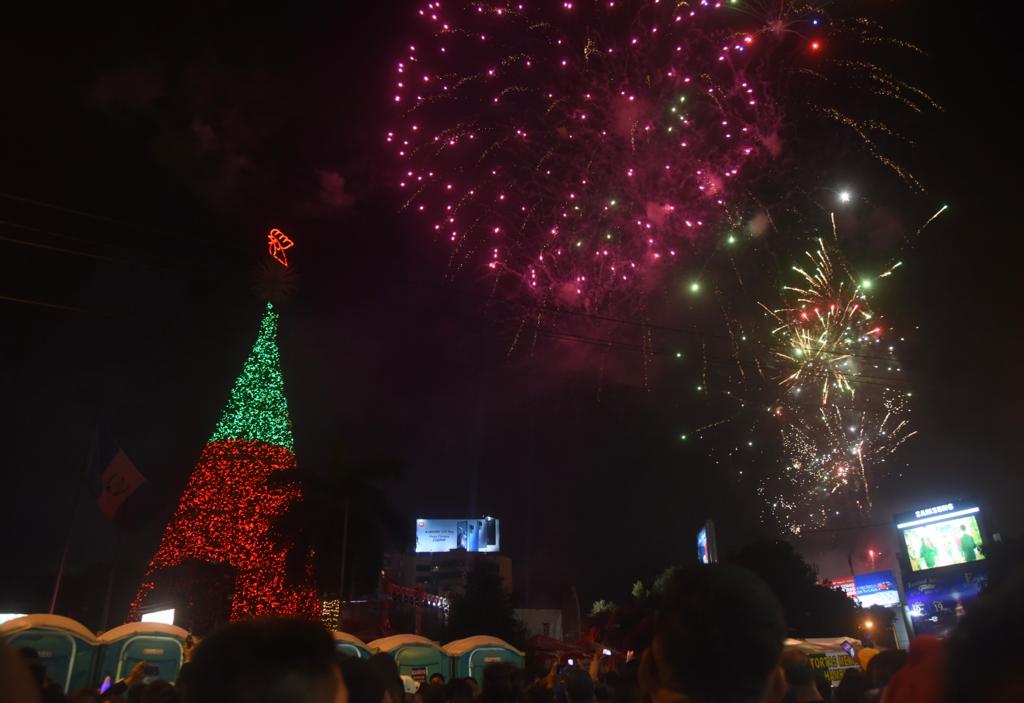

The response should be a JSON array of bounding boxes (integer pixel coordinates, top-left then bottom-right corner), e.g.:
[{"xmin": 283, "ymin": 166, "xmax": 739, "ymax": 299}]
[{"xmin": 268, "ymin": 228, "xmax": 294, "ymax": 267}]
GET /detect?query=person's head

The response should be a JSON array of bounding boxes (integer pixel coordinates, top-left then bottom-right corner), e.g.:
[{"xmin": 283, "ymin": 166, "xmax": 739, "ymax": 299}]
[
  {"xmin": 182, "ymin": 617, "xmax": 346, "ymax": 703},
  {"xmin": 2, "ymin": 640, "xmax": 41, "ymax": 703},
  {"xmin": 834, "ymin": 669, "xmax": 868, "ymax": 703},
  {"xmin": 428, "ymin": 674, "xmax": 445, "ymax": 687},
  {"xmin": 465, "ymin": 678, "xmax": 480, "ymax": 697},
  {"xmin": 419, "ymin": 684, "xmax": 446, "ymax": 703},
  {"xmin": 70, "ymin": 689, "xmax": 102, "ymax": 703},
  {"xmin": 367, "ymin": 654, "xmax": 404, "ymax": 703},
  {"xmin": 865, "ymin": 649, "xmax": 905, "ymax": 691},
  {"xmin": 641, "ymin": 564, "xmax": 787, "ymax": 703},
  {"xmin": 559, "ymin": 668, "xmax": 594, "ymax": 703},
  {"xmin": 779, "ymin": 650, "xmax": 816, "ymax": 690},
  {"xmin": 447, "ymin": 678, "xmax": 475, "ymax": 703},
  {"xmin": 881, "ymin": 636, "xmax": 947, "ymax": 703},
  {"xmin": 339, "ymin": 657, "xmax": 387, "ymax": 703},
  {"xmin": 948, "ymin": 570, "xmax": 1024, "ymax": 703},
  {"xmin": 137, "ymin": 681, "xmax": 179, "ymax": 703},
  {"xmin": 480, "ymin": 663, "xmax": 523, "ymax": 703}
]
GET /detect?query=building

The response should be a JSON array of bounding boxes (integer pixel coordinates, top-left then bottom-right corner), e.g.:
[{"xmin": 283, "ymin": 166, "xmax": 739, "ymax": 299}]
[
  {"xmin": 514, "ymin": 608, "xmax": 563, "ymax": 640},
  {"xmin": 383, "ymin": 551, "xmax": 513, "ymax": 597}
]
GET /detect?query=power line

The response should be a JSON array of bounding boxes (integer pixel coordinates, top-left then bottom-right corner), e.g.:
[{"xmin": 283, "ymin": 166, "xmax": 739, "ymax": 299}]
[
  {"xmin": 510, "ymin": 301, "xmax": 916, "ymax": 367},
  {"xmin": 0, "ymin": 293, "xmax": 127, "ymax": 318},
  {"xmin": 0, "ymin": 190, "xmax": 245, "ymax": 252},
  {"xmin": 491, "ymin": 320, "xmax": 911, "ymax": 391}
]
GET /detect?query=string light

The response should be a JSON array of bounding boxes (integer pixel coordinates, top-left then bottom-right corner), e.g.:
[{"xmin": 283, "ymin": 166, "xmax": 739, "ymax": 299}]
[{"xmin": 130, "ymin": 303, "xmax": 318, "ymax": 623}]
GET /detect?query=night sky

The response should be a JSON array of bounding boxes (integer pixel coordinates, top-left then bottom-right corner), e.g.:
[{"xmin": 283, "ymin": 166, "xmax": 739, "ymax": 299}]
[{"xmin": 2, "ymin": 1, "xmax": 1021, "ymax": 620}]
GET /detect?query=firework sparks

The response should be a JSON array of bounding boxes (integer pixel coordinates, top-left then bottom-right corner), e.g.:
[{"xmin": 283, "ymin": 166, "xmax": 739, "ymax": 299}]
[
  {"xmin": 388, "ymin": 2, "xmax": 930, "ymax": 314},
  {"xmin": 761, "ymin": 238, "xmax": 900, "ymax": 405},
  {"xmin": 766, "ymin": 391, "xmax": 915, "ymax": 534}
]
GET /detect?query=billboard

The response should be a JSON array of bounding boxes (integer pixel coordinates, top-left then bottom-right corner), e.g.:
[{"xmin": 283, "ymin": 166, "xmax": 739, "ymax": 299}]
[
  {"xmin": 853, "ymin": 570, "xmax": 900, "ymax": 608},
  {"xmin": 697, "ymin": 520, "xmax": 718, "ymax": 564},
  {"xmin": 823, "ymin": 571, "xmax": 898, "ymax": 607},
  {"xmin": 415, "ymin": 517, "xmax": 499, "ymax": 553},
  {"xmin": 896, "ymin": 502, "xmax": 985, "ymax": 572},
  {"xmin": 905, "ymin": 566, "xmax": 988, "ymax": 638}
]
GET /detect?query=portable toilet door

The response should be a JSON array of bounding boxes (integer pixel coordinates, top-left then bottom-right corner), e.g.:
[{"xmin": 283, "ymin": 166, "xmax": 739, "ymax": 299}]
[
  {"xmin": 443, "ymin": 636, "xmax": 525, "ymax": 686},
  {"xmin": 0, "ymin": 615, "xmax": 98, "ymax": 693},
  {"xmin": 332, "ymin": 631, "xmax": 371, "ymax": 659},
  {"xmin": 368, "ymin": 635, "xmax": 449, "ymax": 684},
  {"xmin": 98, "ymin": 623, "xmax": 187, "ymax": 686}
]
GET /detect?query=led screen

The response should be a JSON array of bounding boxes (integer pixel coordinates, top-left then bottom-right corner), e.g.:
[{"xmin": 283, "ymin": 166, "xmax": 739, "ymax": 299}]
[{"xmin": 900, "ymin": 514, "xmax": 984, "ymax": 572}]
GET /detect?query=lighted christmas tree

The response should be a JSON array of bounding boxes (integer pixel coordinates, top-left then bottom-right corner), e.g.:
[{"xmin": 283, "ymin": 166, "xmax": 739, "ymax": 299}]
[{"xmin": 130, "ymin": 302, "xmax": 318, "ymax": 625}]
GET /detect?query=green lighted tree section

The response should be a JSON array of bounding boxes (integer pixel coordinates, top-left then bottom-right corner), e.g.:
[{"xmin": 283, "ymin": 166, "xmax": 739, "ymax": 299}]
[{"xmin": 209, "ymin": 302, "xmax": 294, "ymax": 450}]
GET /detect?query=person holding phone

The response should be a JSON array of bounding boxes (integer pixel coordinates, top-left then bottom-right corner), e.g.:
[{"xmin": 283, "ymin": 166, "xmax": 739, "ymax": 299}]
[{"xmin": 105, "ymin": 660, "xmax": 149, "ymax": 698}]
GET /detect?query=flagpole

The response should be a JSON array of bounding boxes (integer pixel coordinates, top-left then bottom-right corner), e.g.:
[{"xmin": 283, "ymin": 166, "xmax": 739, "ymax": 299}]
[
  {"xmin": 49, "ymin": 432, "xmax": 95, "ymax": 614},
  {"xmin": 99, "ymin": 531, "xmax": 123, "ymax": 631}
]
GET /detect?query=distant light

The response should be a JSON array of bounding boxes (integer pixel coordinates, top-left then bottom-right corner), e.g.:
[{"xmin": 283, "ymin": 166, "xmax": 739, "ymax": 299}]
[
  {"xmin": 864, "ymin": 620, "xmax": 874, "ymax": 630},
  {"xmin": 689, "ymin": 281, "xmax": 701, "ymax": 293},
  {"xmin": 839, "ymin": 190, "xmax": 852, "ymax": 203},
  {"xmin": 141, "ymin": 608, "xmax": 175, "ymax": 625},
  {"xmin": 810, "ymin": 40, "xmax": 822, "ymax": 51},
  {"xmin": 861, "ymin": 279, "xmax": 873, "ymax": 290},
  {"xmin": 726, "ymin": 234, "xmax": 737, "ymax": 244},
  {"xmin": 680, "ymin": 434, "xmax": 688, "ymax": 441},
  {"xmin": 675, "ymin": 351, "xmax": 683, "ymax": 358}
]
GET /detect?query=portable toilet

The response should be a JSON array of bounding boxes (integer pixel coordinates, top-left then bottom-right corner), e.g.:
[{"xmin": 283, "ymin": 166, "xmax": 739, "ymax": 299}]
[
  {"xmin": 368, "ymin": 634, "xmax": 449, "ymax": 684},
  {"xmin": 0, "ymin": 614, "xmax": 98, "ymax": 692},
  {"xmin": 332, "ymin": 631, "xmax": 371, "ymax": 659},
  {"xmin": 97, "ymin": 622, "xmax": 187, "ymax": 685},
  {"xmin": 443, "ymin": 636, "xmax": 525, "ymax": 686}
]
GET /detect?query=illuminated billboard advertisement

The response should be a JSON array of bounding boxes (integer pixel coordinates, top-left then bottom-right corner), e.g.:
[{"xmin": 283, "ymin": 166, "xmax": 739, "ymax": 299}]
[
  {"xmin": 415, "ymin": 518, "xmax": 500, "ymax": 553},
  {"xmin": 697, "ymin": 520, "xmax": 718, "ymax": 564},
  {"xmin": 896, "ymin": 502, "xmax": 985, "ymax": 572},
  {"xmin": 852, "ymin": 571, "xmax": 900, "ymax": 608},
  {"xmin": 905, "ymin": 568, "xmax": 988, "ymax": 637}
]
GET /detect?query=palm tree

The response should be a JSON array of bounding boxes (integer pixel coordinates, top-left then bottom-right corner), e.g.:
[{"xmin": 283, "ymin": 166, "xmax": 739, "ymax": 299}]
[{"xmin": 271, "ymin": 447, "xmax": 412, "ymax": 603}]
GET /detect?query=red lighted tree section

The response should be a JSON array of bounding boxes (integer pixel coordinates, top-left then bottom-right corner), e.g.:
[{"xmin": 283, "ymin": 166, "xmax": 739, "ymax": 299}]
[{"xmin": 130, "ymin": 303, "xmax": 318, "ymax": 622}]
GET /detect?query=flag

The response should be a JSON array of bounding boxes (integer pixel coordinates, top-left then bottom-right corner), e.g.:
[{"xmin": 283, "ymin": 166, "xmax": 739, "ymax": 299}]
[{"xmin": 94, "ymin": 427, "xmax": 145, "ymax": 520}]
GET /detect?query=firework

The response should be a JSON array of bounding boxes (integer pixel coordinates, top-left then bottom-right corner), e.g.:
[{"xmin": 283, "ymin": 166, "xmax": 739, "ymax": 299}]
[
  {"xmin": 761, "ymin": 236, "xmax": 901, "ymax": 405},
  {"xmin": 388, "ymin": 2, "xmax": 930, "ymax": 312},
  {"xmin": 764, "ymin": 391, "xmax": 915, "ymax": 534}
]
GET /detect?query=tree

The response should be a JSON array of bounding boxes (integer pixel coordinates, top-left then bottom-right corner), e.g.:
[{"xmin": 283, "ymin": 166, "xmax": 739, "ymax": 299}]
[
  {"xmin": 131, "ymin": 303, "xmax": 318, "ymax": 624},
  {"xmin": 728, "ymin": 539, "xmax": 860, "ymax": 638},
  {"xmin": 446, "ymin": 562, "xmax": 527, "ymax": 647},
  {"xmin": 271, "ymin": 448, "xmax": 411, "ymax": 601}
]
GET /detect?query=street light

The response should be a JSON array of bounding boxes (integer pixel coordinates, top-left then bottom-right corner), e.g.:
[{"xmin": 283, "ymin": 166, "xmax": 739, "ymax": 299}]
[{"xmin": 864, "ymin": 619, "xmax": 874, "ymax": 630}]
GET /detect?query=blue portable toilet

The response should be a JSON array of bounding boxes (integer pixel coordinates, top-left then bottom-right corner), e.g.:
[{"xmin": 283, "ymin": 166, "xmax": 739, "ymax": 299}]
[
  {"xmin": 97, "ymin": 622, "xmax": 187, "ymax": 686},
  {"xmin": 332, "ymin": 631, "xmax": 371, "ymax": 659},
  {"xmin": 443, "ymin": 636, "xmax": 525, "ymax": 686},
  {"xmin": 0, "ymin": 614, "xmax": 98, "ymax": 693},
  {"xmin": 368, "ymin": 634, "xmax": 449, "ymax": 684}
]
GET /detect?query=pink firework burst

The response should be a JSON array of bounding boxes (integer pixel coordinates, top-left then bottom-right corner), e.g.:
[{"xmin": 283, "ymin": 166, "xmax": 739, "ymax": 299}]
[{"xmin": 388, "ymin": 1, "xmax": 798, "ymax": 311}]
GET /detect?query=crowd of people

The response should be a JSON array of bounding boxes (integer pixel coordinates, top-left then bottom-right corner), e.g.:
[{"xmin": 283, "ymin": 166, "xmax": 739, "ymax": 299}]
[{"xmin": 2, "ymin": 564, "xmax": 1020, "ymax": 703}]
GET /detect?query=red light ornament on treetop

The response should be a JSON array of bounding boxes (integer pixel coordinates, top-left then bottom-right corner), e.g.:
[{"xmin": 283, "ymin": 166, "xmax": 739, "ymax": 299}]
[{"xmin": 268, "ymin": 228, "xmax": 294, "ymax": 267}]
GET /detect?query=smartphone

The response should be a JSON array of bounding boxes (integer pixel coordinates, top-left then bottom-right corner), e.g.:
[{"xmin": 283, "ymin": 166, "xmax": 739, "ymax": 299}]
[
  {"xmin": 567, "ymin": 658, "xmax": 575, "ymax": 667},
  {"xmin": 840, "ymin": 641, "xmax": 855, "ymax": 658},
  {"xmin": 602, "ymin": 649, "xmax": 612, "ymax": 656},
  {"xmin": 99, "ymin": 677, "xmax": 112, "ymax": 694}
]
